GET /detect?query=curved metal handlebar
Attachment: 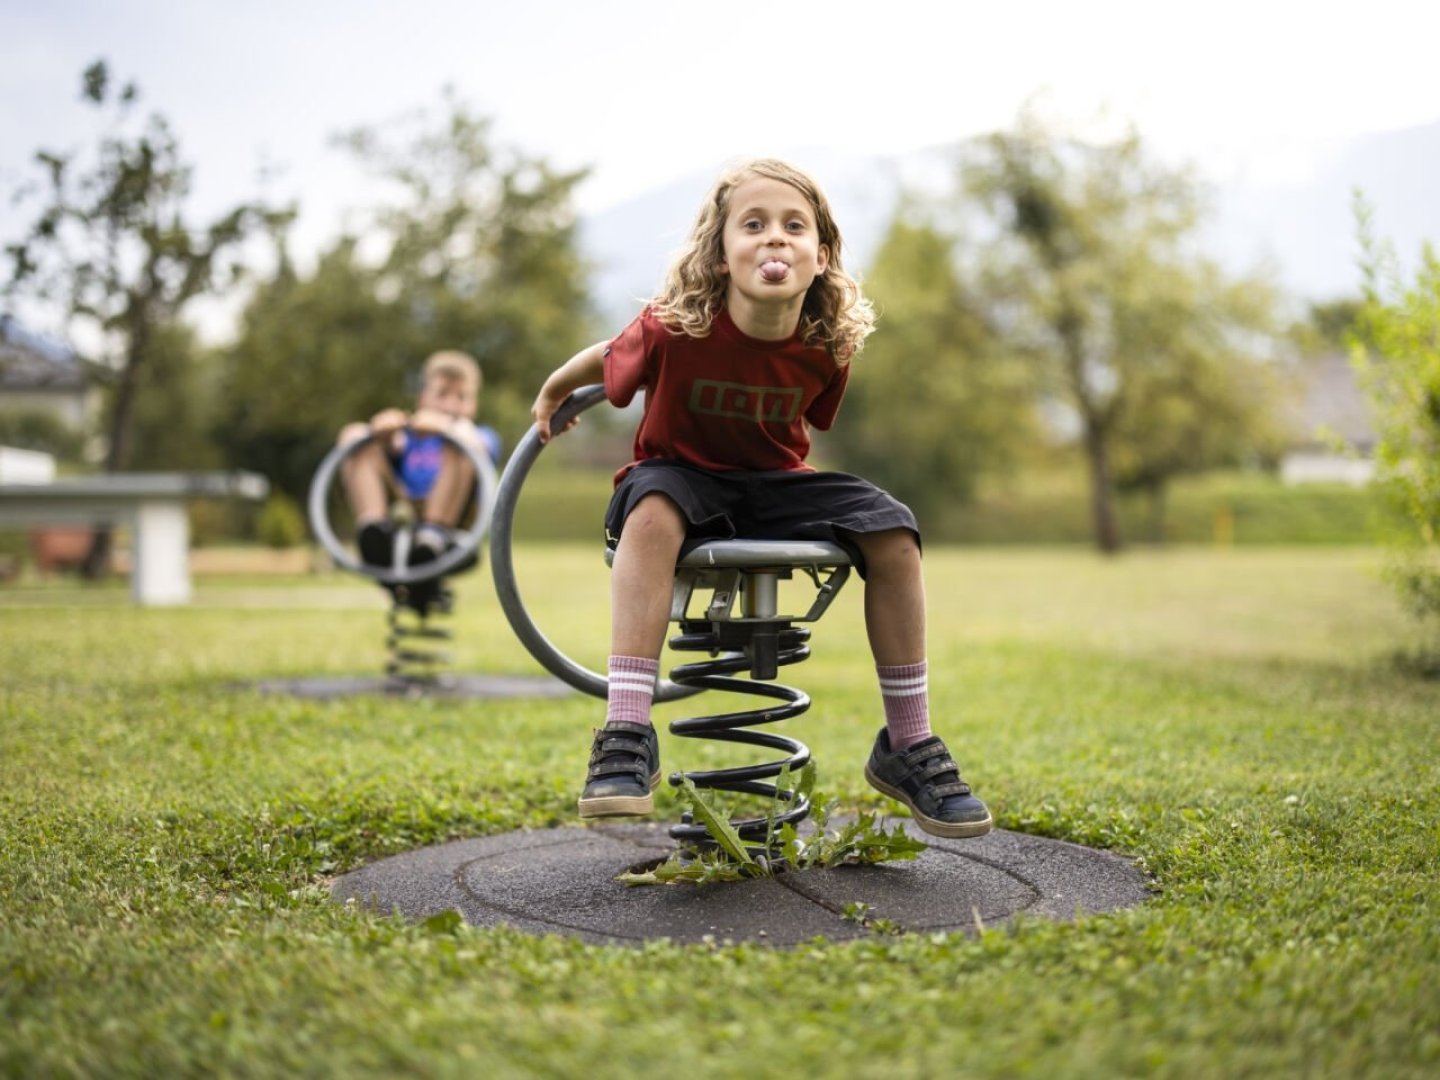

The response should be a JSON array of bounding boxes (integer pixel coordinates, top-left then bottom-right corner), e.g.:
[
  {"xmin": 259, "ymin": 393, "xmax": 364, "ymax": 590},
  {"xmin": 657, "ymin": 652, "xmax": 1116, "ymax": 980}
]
[
  {"xmin": 308, "ymin": 425, "xmax": 498, "ymax": 586},
  {"xmin": 488, "ymin": 385, "xmax": 701, "ymax": 702}
]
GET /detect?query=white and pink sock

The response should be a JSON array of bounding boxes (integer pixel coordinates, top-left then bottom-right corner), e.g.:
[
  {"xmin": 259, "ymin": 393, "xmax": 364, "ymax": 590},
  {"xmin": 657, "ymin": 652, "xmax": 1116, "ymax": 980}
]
[
  {"xmin": 878, "ymin": 660, "xmax": 931, "ymax": 750},
  {"xmin": 605, "ymin": 655, "xmax": 660, "ymax": 727}
]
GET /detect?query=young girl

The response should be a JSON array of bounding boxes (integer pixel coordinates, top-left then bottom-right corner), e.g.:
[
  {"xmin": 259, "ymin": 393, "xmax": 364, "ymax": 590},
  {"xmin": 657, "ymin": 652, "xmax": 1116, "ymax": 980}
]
[{"xmin": 530, "ymin": 158, "xmax": 990, "ymax": 839}]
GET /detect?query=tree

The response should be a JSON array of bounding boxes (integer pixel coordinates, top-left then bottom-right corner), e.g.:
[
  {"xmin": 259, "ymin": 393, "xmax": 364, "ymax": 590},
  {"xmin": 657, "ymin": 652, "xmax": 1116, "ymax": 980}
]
[
  {"xmin": 125, "ymin": 319, "xmax": 220, "ymax": 471},
  {"xmin": 1351, "ymin": 202, "xmax": 1440, "ymax": 659},
  {"xmin": 333, "ymin": 89, "xmax": 594, "ymax": 423},
  {"xmin": 215, "ymin": 238, "xmax": 415, "ymax": 501},
  {"xmin": 217, "ymin": 91, "xmax": 595, "ymax": 503},
  {"xmin": 830, "ymin": 208, "xmax": 1036, "ymax": 520},
  {"xmin": 961, "ymin": 115, "xmax": 1284, "ymax": 552},
  {"xmin": 1304, "ymin": 298, "xmax": 1364, "ymax": 352},
  {"xmin": 1109, "ymin": 266, "xmax": 1290, "ymax": 541},
  {"xmin": 3, "ymin": 60, "xmax": 289, "ymax": 573}
]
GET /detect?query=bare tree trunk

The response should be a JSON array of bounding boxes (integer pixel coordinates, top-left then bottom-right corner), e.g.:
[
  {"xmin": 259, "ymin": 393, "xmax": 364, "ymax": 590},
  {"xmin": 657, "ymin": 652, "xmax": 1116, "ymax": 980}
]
[
  {"xmin": 82, "ymin": 329, "xmax": 146, "ymax": 579},
  {"xmin": 80, "ymin": 527, "xmax": 113, "ymax": 580},
  {"xmin": 1083, "ymin": 423, "xmax": 1123, "ymax": 554}
]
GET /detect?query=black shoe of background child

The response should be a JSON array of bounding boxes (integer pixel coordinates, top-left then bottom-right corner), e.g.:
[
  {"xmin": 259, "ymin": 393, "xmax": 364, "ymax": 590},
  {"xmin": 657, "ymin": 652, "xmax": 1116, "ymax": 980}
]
[
  {"xmin": 408, "ymin": 524, "xmax": 450, "ymax": 569},
  {"xmin": 578, "ymin": 721, "xmax": 661, "ymax": 818},
  {"xmin": 864, "ymin": 727, "xmax": 993, "ymax": 839},
  {"xmin": 397, "ymin": 531, "xmax": 443, "ymax": 611},
  {"xmin": 357, "ymin": 521, "xmax": 395, "ymax": 567}
]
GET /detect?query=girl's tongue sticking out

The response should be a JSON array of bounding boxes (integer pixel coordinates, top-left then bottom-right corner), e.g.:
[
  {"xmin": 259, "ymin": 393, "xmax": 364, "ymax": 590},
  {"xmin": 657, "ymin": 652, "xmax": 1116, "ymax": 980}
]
[{"xmin": 760, "ymin": 259, "xmax": 789, "ymax": 282}]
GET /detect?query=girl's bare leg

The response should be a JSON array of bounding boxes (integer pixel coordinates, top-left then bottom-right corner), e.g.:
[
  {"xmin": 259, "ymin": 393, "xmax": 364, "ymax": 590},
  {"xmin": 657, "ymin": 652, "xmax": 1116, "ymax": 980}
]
[
  {"xmin": 609, "ymin": 493, "xmax": 687, "ymax": 658},
  {"xmin": 578, "ymin": 493, "xmax": 686, "ymax": 818},
  {"xmin": 845, "ymin": 527, "xmax": 926, "ymax": 666}
]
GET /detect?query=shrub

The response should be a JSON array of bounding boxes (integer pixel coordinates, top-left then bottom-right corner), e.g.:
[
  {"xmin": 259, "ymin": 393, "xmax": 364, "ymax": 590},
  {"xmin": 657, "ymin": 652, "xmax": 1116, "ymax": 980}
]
[
  {"xmin": 255, "ymin": 492, "xmax": 307, "ymax": 549},
  {"xmin": 1351, "ymin": 203, "xmax": 1440, "ymax": 655}
]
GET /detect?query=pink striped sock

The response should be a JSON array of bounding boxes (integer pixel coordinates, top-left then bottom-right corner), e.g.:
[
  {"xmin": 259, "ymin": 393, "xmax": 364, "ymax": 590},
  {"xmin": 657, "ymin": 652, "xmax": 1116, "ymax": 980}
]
[
  {"xmin": 878, "ymin": 660, "xmax": 931, "ymax": 750},
  {"xmin": 606, "ymin": 655, "xmax": 660, "ymax": 727}
]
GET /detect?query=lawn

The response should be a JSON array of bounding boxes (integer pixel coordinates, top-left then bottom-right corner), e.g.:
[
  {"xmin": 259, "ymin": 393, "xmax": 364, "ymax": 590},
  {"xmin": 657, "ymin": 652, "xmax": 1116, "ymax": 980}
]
[{"xmin": 1, "ymin": 546, "xmax": 1437, "ymax": 1077}]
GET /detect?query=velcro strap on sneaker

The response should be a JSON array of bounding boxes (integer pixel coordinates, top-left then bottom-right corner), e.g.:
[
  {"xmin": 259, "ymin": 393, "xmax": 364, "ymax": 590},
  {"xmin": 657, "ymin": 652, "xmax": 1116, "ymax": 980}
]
[
  {"xmin": 903, "ymin": 742, "xmax": 948, "ymax": 766},
  {"xmin": 931, "ymin": 781, "xmax": 971, "ymax": 797},
  {"xmin": 589, "ymin": 761, "xmax": 646, "ymax": 779},
  {"xmin": 916, "ymin": 758, "xmax": 959, "ymax": 782},
  {"xmin": 599, "ymin": 734, "xmax": 646, "ymax": 754}
]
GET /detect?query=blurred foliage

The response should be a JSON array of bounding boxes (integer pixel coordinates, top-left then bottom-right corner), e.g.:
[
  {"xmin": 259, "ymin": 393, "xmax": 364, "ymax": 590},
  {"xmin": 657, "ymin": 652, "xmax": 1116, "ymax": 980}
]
[
  {"xmin": 1109, "ymin": 265, "xmax": 1294, "ymax": 542},
  {"xmin": 2, "ymin": 60, "xmax": 289, "ymax": 477},
  {"xmin": 215, "ymin": 90, "xmax": 595, "ymax": 505},
  {"xmin": 833, "ymin": 209, "xmax": 1037, "ymax": 520},
  {"xmin": 0, "ymin": 408, "xmax": 85, "ymax": 464},
  {"xmin": 255, "ymin": 492, "xmax": 307, "ymax": 549},
  {"xmin": 7, "ymin": 73, "xmax": 1334, "ymax": 567},
  {"xmin": 959, "ymin": 113, "xmax": 1289, "ymax": 552},
  {"xmin": 187, "ymin": 498, "xmax": 252, "ymax": 548},
  {"xmin": 124, "ymin": 319, "xmax": 221, "ymax": 471},
  {"xmin": 510, "ymin": 463, "xmax": 1382, "ymax": 547},
  {"xmin": 1293, "ymin": 297, "xmax": 1364, "ymax": 354},
  {"xmin": 942, "ymin": 470, "xmax": 1384, "ymax": 547},
  {"xmin": 2, "ymin": 59, "xmax": 289, "ymax": 572},
  {"xmin": 1350, "ymin": 198, "xmax": 1440, "ymax": 649}
]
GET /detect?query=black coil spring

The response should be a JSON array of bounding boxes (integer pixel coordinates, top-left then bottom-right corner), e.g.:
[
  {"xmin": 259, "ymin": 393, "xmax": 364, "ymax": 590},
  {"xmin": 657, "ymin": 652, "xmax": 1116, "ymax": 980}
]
[
  {"xmin": 384, "ymin": 585, "xmax": 454, "ymax": 691},
  {"xmin": 665, "ymin": 623, "xmax": 814, "ymax": 845}
]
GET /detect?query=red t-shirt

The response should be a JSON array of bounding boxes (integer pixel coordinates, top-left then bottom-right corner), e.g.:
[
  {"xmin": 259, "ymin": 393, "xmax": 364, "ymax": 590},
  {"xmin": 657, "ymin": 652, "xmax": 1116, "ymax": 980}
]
[{"xmin": 603, "ymin": 307, "xmax": 849, "ymax": 484}]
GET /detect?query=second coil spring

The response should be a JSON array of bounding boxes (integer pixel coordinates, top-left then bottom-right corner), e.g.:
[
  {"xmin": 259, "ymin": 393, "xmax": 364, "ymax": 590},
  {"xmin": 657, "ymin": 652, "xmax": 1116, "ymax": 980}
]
[{"xmin": 665, "ymin": 624, "xmax": 814, "ymax": 845}]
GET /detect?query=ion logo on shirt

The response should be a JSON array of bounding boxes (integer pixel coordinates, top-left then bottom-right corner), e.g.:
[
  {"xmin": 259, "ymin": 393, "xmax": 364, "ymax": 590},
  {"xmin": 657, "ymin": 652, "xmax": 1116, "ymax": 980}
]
[{"xmin": 689, "ymin": 380, "xmax": 803, "ymax": 423}]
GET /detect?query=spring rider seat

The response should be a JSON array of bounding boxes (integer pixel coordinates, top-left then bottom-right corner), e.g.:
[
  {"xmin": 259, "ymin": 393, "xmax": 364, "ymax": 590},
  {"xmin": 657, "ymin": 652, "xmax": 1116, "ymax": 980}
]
[
  {"xmin": 490, "ymin": 386, "xmax": 853, "ymax": 845},
  {"xmin": 308, "ymin": 426, "xmax": 498, "ymax": 693}
]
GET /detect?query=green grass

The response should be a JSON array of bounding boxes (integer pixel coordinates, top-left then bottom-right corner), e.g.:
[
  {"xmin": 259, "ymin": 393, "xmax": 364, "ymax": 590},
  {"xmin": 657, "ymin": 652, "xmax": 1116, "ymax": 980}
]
[{"xmin": 2, "ymin": 546, "xmax": 1437, "ymax": 1077}]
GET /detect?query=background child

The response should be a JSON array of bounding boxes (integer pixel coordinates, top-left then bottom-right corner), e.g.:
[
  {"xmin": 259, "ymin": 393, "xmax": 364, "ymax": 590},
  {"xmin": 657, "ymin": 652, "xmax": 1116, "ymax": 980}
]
[
  {"xmin": 530, "ymin": 158, "xmax": 991, "ymax": 839},
  {"xmin": 337, "ymin": 349, "xmax": 501, "ymax": 569}
]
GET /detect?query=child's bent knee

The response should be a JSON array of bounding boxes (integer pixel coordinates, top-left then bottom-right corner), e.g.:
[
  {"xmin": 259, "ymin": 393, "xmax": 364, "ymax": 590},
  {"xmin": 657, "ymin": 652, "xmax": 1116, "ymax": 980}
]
[
  {"xmin": 850, "ymin": 527, "xmax": 919, "ymax": 557},
  {"xmin": 338, "ymin": 422, "xmax": 370, "ymax": 447},
  {"xmin": 626, "ymin": 492, "xmax": 685, "ymax": 529}
]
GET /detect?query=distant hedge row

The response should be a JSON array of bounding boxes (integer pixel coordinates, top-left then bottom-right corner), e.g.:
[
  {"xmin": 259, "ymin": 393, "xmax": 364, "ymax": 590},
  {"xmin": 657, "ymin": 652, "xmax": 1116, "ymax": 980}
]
[{"xmin": 511, "ymin": 468, "xmax": 1387, "ymax": 547}]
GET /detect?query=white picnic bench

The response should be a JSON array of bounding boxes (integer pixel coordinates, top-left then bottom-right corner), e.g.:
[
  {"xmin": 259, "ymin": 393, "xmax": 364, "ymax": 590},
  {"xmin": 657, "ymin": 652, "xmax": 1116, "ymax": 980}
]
[{"xmin": 0, "ymin": 471, "xmax": 269, "ymax": 605}]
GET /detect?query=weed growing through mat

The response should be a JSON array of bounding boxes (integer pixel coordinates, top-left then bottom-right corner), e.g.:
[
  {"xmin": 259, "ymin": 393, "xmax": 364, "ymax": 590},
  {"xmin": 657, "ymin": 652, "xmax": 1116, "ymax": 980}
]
[{"xmin": 617, "ymin": 763, "xmax": 926, "ymax": 885}]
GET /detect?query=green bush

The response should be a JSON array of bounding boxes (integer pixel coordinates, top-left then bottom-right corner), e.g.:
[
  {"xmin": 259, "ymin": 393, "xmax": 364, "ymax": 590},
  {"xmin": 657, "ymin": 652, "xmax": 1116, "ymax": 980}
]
[
  {"xmin": 0, "ymin": 408, "xmax": 86, "ymax": 463},
  {"xmin": 1352, "ymin": 213, "xmax": 1440, "ymax": 645},
  {"xmin": 929, "ymin": 470, "xmax": 1383, "ymax": 546},
  {"xmin": 255, "ymin": 492, "xmax": 307, "ymax": 549}
]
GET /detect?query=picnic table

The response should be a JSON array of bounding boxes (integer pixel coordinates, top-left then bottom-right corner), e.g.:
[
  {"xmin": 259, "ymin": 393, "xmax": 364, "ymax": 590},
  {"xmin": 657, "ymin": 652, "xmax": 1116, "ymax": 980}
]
[{"xmin": 0, "ymin": 471, "xmax": 269, "ymax": 605}]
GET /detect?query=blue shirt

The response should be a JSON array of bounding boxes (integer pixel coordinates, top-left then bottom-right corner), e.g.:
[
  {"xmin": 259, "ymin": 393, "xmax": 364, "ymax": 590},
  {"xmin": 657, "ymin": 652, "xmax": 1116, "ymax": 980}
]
[{"xmin": 392, "ymin": 425, "xmax": 501, "ymax": 499}]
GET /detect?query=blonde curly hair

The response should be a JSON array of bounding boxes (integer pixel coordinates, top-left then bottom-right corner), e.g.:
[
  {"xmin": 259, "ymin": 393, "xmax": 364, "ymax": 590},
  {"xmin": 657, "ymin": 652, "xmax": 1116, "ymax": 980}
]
[{"xmin": 649, "ymin": 158, "xmax": 875, "ymax": 363}]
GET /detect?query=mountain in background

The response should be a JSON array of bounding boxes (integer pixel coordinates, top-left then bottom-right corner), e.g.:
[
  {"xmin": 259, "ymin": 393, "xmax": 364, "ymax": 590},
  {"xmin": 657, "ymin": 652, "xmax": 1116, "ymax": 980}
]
[{"xmin": 580, "ymin": 122, "xmax": 1440, "ymax": 326}]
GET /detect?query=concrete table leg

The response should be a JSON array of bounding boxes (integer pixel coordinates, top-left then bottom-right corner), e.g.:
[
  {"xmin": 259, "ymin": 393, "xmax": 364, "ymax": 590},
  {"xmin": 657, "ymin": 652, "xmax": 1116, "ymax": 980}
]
[{"xmin": 131, "ymin": 500, "xmax": 190, "ymax": 606}]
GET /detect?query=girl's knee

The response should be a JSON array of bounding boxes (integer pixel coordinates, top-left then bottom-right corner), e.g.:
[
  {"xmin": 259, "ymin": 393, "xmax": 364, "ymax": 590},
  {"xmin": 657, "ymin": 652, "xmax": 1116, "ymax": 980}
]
[
  {"xmin": 625, "ymin": 493, "xmax": 686, "ymax": 535},
  {"xmin": 853, "ymin": 529, "xmax": 921, "ymax": 573}
]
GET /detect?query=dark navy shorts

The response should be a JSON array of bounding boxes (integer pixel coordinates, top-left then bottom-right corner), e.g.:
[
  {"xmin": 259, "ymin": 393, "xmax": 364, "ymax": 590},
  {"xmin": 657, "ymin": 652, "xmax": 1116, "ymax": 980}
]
[{"xmin": 604, "ymin": 460, "xmax": 920, "ymax": 579}]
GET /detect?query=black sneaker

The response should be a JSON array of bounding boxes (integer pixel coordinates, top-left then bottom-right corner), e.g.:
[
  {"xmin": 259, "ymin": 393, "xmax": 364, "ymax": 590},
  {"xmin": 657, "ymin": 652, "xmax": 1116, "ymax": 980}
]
[
  {"xmin": 407, "ymin": 524, "xmax": 448, "ymax": 567},
  {"xmin": 864, "ymin": 728, "xmax": 993, "ymax": 838},
  {"xmin": 578, "ymin": 721, "xmax": 661, "ymax": 818},
  {"xmin": 357, "ymin": 521, "xmax": 395, "ymax": 567}
]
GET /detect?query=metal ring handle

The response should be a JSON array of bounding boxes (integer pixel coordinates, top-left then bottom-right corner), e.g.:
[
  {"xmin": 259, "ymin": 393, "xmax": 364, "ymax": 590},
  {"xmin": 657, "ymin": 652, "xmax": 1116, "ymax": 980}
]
[
  {"xmin": 308, "ymin": 425, "xmax": 498, "ymax": 586},
  {"xmin": 488, "ymin": 385, "xmax": 701, "ymax": 702}
]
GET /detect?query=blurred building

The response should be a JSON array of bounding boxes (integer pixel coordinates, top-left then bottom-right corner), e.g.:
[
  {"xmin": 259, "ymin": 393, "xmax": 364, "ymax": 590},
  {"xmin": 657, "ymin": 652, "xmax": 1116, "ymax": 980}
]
[
  {"xmin": 0, "ymin": 313, "xmax": 100, "ymax": 460},
  {"xmin": 1280, "ymin": 352, "xmax": 1376, "ymax": 485}
]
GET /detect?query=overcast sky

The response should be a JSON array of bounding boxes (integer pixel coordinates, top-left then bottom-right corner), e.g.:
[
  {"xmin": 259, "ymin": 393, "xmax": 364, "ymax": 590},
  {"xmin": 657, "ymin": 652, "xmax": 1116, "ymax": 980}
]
[{"xmin": 3, "ymin": 0, "xmax": 1438, "ymax": 288}]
